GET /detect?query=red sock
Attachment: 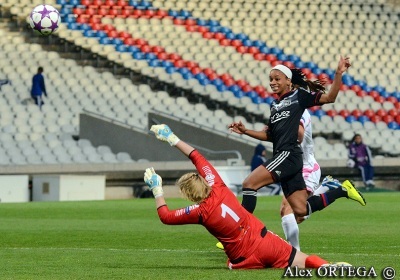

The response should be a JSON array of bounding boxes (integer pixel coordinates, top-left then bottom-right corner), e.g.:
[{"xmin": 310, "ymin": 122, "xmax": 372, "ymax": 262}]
[{"xmin": 305, "ymin": 255, "xmax": 329, "ymax": 268}]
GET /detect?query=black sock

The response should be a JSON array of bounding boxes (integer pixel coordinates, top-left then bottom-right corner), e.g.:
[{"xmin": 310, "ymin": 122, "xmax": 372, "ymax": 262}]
[
  {"xmin": 306, "ymin": 188, "xmax": 347, "ymax": 215},
  {"xmin": 241, "ymin": 188, "xmax": 257, "ymax": 213}
]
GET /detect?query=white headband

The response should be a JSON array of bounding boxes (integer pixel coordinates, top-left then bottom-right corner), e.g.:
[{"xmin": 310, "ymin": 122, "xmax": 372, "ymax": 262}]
[{"xmin": 271, "ymin": 65, "xmax": 292, "ymax": 79}]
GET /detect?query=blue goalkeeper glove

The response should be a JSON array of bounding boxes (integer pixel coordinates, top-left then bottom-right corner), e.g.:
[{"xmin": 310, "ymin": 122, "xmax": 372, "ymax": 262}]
[
  {"xmin": 150, "ymin": 124, "xmax": 180, "ymax": 146},
  {"xmin": 144, "ymin": 167, "xmax": 163, "ymax": 198}
]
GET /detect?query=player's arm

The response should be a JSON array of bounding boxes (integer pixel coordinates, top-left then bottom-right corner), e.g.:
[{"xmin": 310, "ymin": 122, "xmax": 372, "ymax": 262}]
[
  {"xmin": 318, "ymin": 55, "xmax": 351, "ymax": 104},
  {"xmin": 150, "ymin": 124, "xmax": 226, "ymax": 187},
  {"xmin": 228, "ymin": 121, "xmax": 269, "ymax": 141},
  {"xmin": 144, "ymin": 167, "xmax": 200, "ymax": 225},
  {"xmin": 298, "ymin": 124, "xmax": 304, "ymax": 144}
]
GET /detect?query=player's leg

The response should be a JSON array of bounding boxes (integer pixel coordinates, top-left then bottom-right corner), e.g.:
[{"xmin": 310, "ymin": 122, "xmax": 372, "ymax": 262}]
[
  {"xmin": 292, "ymin": 251, "xmax": 329, "ymax": 268},
  {"xmin": 281, "ymin": 197, "xmax": 300, "ymax": 251},
  {"xmin": 241, "ymin": 164, "xmax": 274, "ymax": 213},
  {"xmin": 306, "ymin": 179, "xmax": 366, "ymax": 216}
]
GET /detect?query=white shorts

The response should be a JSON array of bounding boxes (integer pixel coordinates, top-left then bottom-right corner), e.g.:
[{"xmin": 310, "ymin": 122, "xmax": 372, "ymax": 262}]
[{"xmin": 302, "ymin": 163, "xmax": 321, "ymax": 194}]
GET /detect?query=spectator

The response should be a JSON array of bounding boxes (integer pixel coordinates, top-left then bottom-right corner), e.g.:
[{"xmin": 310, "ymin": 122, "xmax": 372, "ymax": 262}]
[
  {"xmin": 251, "ymin": 144, "xmax": 267, "ymax": 171},
  {"xmin": 348, "ymin": 134, "xmax": 375, "ymax": 190},
  {"xmin": 31, "ymin": 67, "xmax": 47, "ymax": 108},
  {"xmin": 251, "ymin": 144, "xmax": 280, "ymax": 195}
]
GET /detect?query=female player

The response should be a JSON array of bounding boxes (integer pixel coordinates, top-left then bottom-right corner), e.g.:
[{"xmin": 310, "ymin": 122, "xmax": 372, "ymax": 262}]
[
  {"xmin": 144, "ymin": 124, "xmax": 349, "ymax": 269},
  {"xmin": 228, "ymin": 56, "xmax": 366, "ymax": 220},
  {"xmin": 280, "ymin": 109, "xmax": 344, "ymax": 251}
]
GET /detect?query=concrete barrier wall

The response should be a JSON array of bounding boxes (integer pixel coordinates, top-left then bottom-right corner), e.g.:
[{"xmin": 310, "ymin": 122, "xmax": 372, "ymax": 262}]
[
  {"xmin": 0, "ymin": 175, "xmax": 29, "ymax": 203},
  {"xmin": 32, "ymin": 175, "xmax": 105, "ymax": 201},
  {"xmin": 79, "ymin": 112, "xmax": 261, "ymax": 164}
]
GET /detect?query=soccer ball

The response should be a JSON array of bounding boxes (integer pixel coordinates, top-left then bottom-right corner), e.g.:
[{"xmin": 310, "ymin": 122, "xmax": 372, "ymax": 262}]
[{"xmin": 28, "ymin": 4, "xmax": 61, "ymax": 36}]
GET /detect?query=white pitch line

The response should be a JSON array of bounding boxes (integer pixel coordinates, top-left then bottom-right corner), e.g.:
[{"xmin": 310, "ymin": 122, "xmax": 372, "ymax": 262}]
[
  {"xmin": 0, "ymin": 247, "xmax": 213, "ymax": 253},
  {"xmin": 1, "ymin": 247, "xmax": 399, "ymax": 257}
]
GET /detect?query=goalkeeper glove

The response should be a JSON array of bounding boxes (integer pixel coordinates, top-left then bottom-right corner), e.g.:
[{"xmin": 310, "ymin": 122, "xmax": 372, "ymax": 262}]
[
  {"xmin": 144, "ymin": 167, "xmax": 163, "ymax": 198},
  {"xmin": 150, "ymin": 124, "xmax": 180, "ymax": 146}
]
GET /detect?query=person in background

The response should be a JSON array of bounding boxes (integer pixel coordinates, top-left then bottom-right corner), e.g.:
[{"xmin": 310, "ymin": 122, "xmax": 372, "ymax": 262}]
[
  {"xmin": 144, "ymin": 124, "xmax": 350, "ymax": 269},
  {"xmin": 348, "ymin": 134, "xmax": 375, "ymax": 190},
  {"xmin": 251, "ymin": 144, "xmax": 267, "ymax": 171},
  {"xmin": 31, "ymin": 67, "xmax": 47, "ymax": 109}
]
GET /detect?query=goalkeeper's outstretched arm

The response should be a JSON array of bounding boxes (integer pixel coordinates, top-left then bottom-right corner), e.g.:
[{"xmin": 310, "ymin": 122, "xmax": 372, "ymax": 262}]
[{"xmin": 150, "ymin": 124, "xmax": 195, "ymax": 157}]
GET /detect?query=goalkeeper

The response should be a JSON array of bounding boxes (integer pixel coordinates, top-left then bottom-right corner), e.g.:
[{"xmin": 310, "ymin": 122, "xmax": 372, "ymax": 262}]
[{"xmin": 144, "ymin": 124, "xmax": 348, "ymax": 269}]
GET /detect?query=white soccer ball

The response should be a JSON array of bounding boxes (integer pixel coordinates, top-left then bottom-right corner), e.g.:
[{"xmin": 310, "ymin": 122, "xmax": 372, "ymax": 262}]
[{"xmin": 28, "ymin": 4, "xmax": 61, "ymax": 36}]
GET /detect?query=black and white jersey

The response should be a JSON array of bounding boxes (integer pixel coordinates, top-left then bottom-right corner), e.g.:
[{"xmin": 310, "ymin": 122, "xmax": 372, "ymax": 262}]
[{"xmin": 266, "ymin": 88, "xmax": 322, "ymax": 155}]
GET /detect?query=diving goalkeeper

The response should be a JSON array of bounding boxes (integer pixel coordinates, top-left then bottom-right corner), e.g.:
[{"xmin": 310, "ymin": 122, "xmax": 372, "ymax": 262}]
[{"xmin": 144, "ymin": 124, "xmax": 349, "ymax": 269}]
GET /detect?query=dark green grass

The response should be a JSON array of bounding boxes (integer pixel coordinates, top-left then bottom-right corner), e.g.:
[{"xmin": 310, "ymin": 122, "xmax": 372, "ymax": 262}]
[{"xmin": 0, "ymin": 193, "xmax": 399, "ymax": 279}]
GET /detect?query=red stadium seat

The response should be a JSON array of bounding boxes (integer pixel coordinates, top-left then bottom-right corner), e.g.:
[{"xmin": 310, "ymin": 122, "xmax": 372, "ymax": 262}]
[
  {"xmin": 123, "ymin": 37, "xmax": 135, "ymax": 45},
  {"xmin": 99, "ymin": 6, "xmax": 110, "ymax": 16},
  {"xmin": 356, "ymin": 90, "xmax": 368, "ymax": 97},
  {"xmin": 145, "ymin": 9, "xmax": 156, "ymax": 17},
  {"xmin": 254, "ymin": 53, "xmax": 265, "ymax": 61},
  {"xmin": 73, "ymin": 7, "xmax": 86, "ymax": 16},
  {"xmin": 168, "ymin": 53, "xmax": 181, "ymax": 62},
  {"xmin": 350, "ymin": 85, "xmax": 362, "ymax": 94},
  {"xmin": 376, "ymin": 109, "xmax": 387, "ymax": 118},
  {"xmin": 91, "ymin": 23, "xmax": 102, "ymax": 30},
  {"xmin": 326, "ymin": 109, "xmax": 337, "ymax": 117},
  {"xmin": 374, "ymin": 95, "xmax": 386, "ymax": 103},
  {"xmin": 185, "ymin": 61, "xmax": 199, "ymax": 70},
  {"xmin": 230, "ymin": 40, "xmax": 242, "ymax": 47},
  {"xmin": 388, "ymin": 108, "xmax": 399, "ymax": 118},
  {"xmin": 85, "ymin": 6, "xmax": 98, "ymax": 15},
  {"xmin": 174, "ymin": 60, "xmax": 186, "ymax": 68},
  {"xmin": 248, "ymin": 46, "xmax": 260, "ymax": 55},
  {"xmin": 202, "ymin": 32, "xmax": 214, "ymax": 39},
  {"xmin": 190, "ymin": 67, "xmax": 202, "ymax": 75},
  {"xmin": 197, "ymin": 26, "xmax": 208, "ymax": 33},
  {"xmin": 282, "ymin": 61, "xmax": 295, "ymax": 69},
  {"xmin": 369, "ymin": 115, "xmax": 382, "ymax": 123},
  {"xmin": 224, "ymin": 79, "xmax": 235, "ymax": 87},
  {"xmin": 107, "ymin": 30, "xmax": 118, "ymax": 38},
  {"xmin": 386, "ymin": 96, "xmax": 398, "ymax": 104},
  {"xmin": 156, "ymin": 10, "xmax": 168, "ymax": 17},
  {"xmin": 81, "ymin": 0, "xmax": 92, "ymax": 6},
  {"xmin": 140, "ymin": 45, "xmax": 151, "ymax": 53},
  {"xmin": 105, "ymin": 0, "xmax": 115, "ymax": 6},
  {"xmin": 102, "ymin": 24, "xmax": 115, "ymax": 31},
  {"xmin": 364, "ymin": 109, "xmax": 375, "ymax": 119},
  {"xmin": 90, "ymin": 15, "xmax": 102, "ymax": 24},
  {"xmin": 351, "ymin": 109, "xmax": 363, "ymax": 118},
  {"xmin": 121, "ymin": 9, "xmax": 131, "ymax": 17},
  {"xmin": 340, "ymin": 84, "xmax": 349, "ymax": 91},
  {"xmin": 93, "ymin": 0, "xmax": 104, "ymax": 5},
  {"xmin": 265, "ymin": 54, "xmax": 277, "ymax": 63},
  {"xmin": 339, "ymin": 109, "xmax": 350, "ymax": 118},
  {"xmin": 157, "ymin": 52, "xmax": 168, "ymax": 60},
  {"xmin": 271, "ymin": 60, "xmax": 283, "ymax": 67},
  {"xmin": 131, "ymin": 10, "xmax": 143, "ymax": 17},
  {"xmin": 117, "ymin": 0, "xmax": 127, "ymax": 6},
  {"xmin": 219, "ymin": 38, "xmax": 231, "ymax": 46},
  {"xmin": 368, "ymin": 90, "xmax": 380, "ymax": 99},
  {"xmin": 118, "ymin": 31, "xmax": 131, "ymax": 40},
  {"xmin": 76, "ymin": 15, "xmax": 90, "ymax": 23},
  {"xmin": 383, "ymin": 115, "xmax": 394, "ymax": 124}
]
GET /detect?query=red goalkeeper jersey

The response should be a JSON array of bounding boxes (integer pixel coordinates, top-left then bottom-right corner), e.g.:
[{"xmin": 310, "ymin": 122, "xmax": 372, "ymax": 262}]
[{"xmin": 157, "ymin": 150, "xmax": 266, "ymax": 261}]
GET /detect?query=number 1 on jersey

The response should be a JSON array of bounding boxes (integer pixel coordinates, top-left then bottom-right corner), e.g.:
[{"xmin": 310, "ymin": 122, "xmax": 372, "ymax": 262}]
[{"xmin": 220, "ymin": 203, "xmax": 240, "ymax": 222}]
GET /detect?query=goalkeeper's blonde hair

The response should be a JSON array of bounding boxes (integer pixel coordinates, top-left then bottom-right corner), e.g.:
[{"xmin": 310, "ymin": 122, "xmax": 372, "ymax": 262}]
[{"xmin": 177, "ymin": 173, "xmax": 211, "ymax": 203}]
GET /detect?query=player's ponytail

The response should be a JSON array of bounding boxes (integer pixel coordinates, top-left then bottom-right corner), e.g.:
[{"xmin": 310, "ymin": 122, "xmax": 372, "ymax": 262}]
[{"xmin": 291, "ymin": 68, "xmax": 326, "ymax": 93}]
